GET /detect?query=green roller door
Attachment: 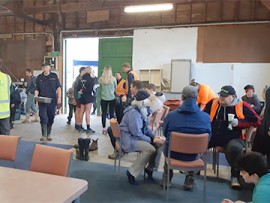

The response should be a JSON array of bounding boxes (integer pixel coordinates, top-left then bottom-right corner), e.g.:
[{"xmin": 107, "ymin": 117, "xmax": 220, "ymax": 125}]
[{"xmin": 97, "ymin": 37, "xmax": 133, "ymax": 115}]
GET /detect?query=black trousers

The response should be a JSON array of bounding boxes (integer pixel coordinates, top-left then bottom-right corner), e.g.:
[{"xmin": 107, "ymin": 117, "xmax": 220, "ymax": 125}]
[
  {"xmin": 68, "ymin": 104, "xmax": 76, "ymax": 120},
  {"xmin": 100, "ymin": 99, "xmax": 116, "ymax": 128}
]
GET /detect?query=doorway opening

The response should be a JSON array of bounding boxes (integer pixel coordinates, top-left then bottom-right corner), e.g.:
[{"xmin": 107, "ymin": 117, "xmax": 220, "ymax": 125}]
[{"xmin": 63, "ymin": 37, "xmax": 99, "ymax": 112}]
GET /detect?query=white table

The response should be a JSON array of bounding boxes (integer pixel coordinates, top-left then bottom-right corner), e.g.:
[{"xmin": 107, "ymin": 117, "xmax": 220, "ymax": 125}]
[{"xmin": 0, "ymin": 166, "xmax": 88, "ymax": 203}]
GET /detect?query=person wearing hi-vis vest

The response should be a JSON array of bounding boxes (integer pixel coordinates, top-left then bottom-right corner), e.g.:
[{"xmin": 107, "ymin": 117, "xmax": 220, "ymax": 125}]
[
  {"xmin": 35, "ymin": 62, "xmax": 61, "ymax": 142},
  {"xmin": 204, "ymin": 85, "xmax": 261, "ymax": 190},
  {"xmin": 0, "ymin": 68, "xmax": 12, "ymax": 135},
  {"xmin": 115, "ymin": 72, "xmax": 126, "ymax": 123}
]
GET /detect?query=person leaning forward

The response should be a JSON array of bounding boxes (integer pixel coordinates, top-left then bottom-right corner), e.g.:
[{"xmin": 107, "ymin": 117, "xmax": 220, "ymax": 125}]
[
  {"xmin": 204, "ymin": 85, "xmax": 261, "ymax": 189},
  {"xmin": 35, "ymin": 62, "xmax": 61, "ymax": 141}
]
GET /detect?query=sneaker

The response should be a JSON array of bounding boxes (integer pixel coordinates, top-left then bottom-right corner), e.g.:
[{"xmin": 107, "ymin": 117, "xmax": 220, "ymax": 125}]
[
  {"xmin": 91, "ymin": 112, "xmax": 95, "ymax": 115},
  {"xmin": 67, "ymin": 120, "xmax": 71, "ymax": 125},
  {"xmin": 89, "ymin": 139, "xmax": 98, "ymax": 151},
  {"xmin": 47, "ymin": 136, "xmax": 52, "ymax": 141},
  {"xmin": 108, "ymin": 151, "xmax": 123, "ymax": 159},
  {"xmin": 40, "ymin": 137, "xmax": 47, "ymax": 142},
  {"xmin": 108, "ymin": 151, "xmax": 119, "ymax": 159},
  {"xmin": 86, "ymin": 128, "xmax": 95, "ymax": 135},
  {"xmin": 102, "ymin": 129, "xmax": 107, "ymax": 135},
  {"xmin": 183, "ymin": 174, "xmax": 194, "ymax": 191},
  {"xmin": 22, "ymin": 119, "xmax": 30, "ymax": 123},
  {"xmin": 231, "ymin": 177, "xmax": 241, "ymax": 190},
  {"xmin": 126, "ymin": 170, "xmax": 138, "ymax": 185},
  {"xmin": 78, "ymin": 127, "xmax": 87, "ymax": 133}
]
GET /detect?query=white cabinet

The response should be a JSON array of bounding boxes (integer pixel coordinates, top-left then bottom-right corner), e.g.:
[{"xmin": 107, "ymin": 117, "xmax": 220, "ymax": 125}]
[{"xmin": 139, "ymin": 69, "xmax": 162, "ymax": 91}]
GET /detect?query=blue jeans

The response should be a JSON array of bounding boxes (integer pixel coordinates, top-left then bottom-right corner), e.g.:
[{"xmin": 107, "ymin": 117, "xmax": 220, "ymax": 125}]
[{"xmin": 26, "ymin": 93, "xmax": 38, "ymax": 114}]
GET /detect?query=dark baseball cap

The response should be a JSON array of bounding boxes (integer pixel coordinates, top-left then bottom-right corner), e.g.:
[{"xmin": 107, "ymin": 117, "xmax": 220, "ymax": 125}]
[
  {"xmin": 218, "ymin": 85, "xmax": 236, "ymax": 97},
  {"xmin": 244, "ymin": 85, "xmax": 254, "ymax": 91}
]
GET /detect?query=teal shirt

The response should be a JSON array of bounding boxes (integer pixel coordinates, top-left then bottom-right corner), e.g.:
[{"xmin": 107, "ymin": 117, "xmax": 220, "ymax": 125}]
[
  {"xmin": 100, "ymin": 77, "xmax": 116, "ymax": 101},
  {"xmin": 252, "ymin": 173, "xmax": 270, "ymax": 203}
]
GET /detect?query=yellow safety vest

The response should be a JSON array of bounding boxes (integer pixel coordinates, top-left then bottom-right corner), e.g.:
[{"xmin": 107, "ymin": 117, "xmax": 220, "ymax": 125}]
[{"xmin": 0, "ymin": 72, "xmax": 11, "ymax": 119}]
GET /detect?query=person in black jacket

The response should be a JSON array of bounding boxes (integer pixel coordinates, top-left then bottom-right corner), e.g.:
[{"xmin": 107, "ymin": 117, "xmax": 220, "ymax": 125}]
[
  {"xmin": 252, "ymin": 86, "xmax": 270, "ymax": 168},
  {"xmin": 77, "ymin": 66, "xmax": 95, "ymax": 134},
  {"xmin": 10, "ymin": 84, "xmax": 21, "ymax": 129}
]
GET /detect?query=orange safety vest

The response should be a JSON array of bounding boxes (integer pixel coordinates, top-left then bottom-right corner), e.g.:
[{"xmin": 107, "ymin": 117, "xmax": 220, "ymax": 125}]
[
  {"xmin": 209, "ymin": 98, "xmax": 245, "ymax": 122},
  {"xmin": 116, "ymin": 79, "xmax": 126, "ymax": 96}
]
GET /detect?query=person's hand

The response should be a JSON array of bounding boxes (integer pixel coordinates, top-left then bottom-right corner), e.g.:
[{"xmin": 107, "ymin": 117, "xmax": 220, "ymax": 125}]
[
  {"xmin": 121, "ymin": 95, "xmax": 127, "ymax": 103},
  {"xmin": 221, "ymin": 199, "xmax": 234, "ymax": 203},
  {"xmin": 11, "ymin": 104, "xmax": 15, "ymax": 107},
  {"xmin": 268, "ymin": 130, "xmax": 270, "ymax": 137},
  {"xmin": 232, "ymin": 118, "xmax": 238, "ymax": 127},
  {"xmin": 153, "ymin": 136, "xmax": 166, "ymax": 145}
]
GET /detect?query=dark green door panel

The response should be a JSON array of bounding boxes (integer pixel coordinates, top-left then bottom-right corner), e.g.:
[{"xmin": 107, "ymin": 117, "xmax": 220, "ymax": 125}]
[
  {"xmin": 97, "ymin": 37, "xmax": 133, "ymax": 115},
  {"xmin": 98, "ymin": 37, "xmax": 133, "ymax": 78}
]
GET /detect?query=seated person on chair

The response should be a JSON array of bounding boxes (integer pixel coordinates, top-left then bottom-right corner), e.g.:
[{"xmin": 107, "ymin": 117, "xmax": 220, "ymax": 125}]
[
  {"xmin": 221, "ymin": 152, "xmax": 270, "ymax": 203},
  {"xmin": 163, "ymin": 85, "xmax": 212, "ymax": 190},
  {"xmin": 204, "ymin": 85, "xmax": 261, "ymax": 189},
  {"xmin": 120, "ymin": 90, "xmax": 164, "ymax": 185},
  {"xmin": 107, "ymin": 80, "xmax": 143, "ymax": 160},
  {"xmin": 144, "ymin": 83, "xmax": 164, "ymax": 113},
  {"xmin": 241, "ymin": 85, "xmax": 261, "ymax": 115}
]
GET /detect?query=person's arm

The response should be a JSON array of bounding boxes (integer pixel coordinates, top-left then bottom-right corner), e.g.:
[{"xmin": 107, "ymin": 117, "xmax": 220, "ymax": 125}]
[
  {"xmin": 203, "ymin": 99, "xmax": 213, "ymax": 115},
  {"xmin": 56, "ymin": 87, "xmax": 61, "ymax": 104},
  {"xmin": 252, "ymin": 95, "xmax": 261, "ymax": 114},
  {"xmin": 128, "ymin": 111, "xmax": 151, "ymax": 143},
  {"xmin": 236, "ymin": 102, "xmax": 261, "ymax": 128}
]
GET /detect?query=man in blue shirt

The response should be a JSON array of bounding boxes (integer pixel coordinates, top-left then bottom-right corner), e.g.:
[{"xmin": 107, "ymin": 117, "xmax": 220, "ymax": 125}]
[
  {"xmin": 35, "ymin": 63, "xmax": 61, "ymax": 141},
  {"xmin": 163, "ymin": 85, "xmax": 211, "ymax": 190}
]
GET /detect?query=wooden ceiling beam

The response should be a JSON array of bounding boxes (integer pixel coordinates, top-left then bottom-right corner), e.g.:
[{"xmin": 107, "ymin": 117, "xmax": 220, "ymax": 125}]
[
  {"xmin": 0, "ymin": 0, "xmax": 49, "ymax": 26},
  {"xmin": 23, "ymin": 0, "xmax": 219, "ymax": 15}
]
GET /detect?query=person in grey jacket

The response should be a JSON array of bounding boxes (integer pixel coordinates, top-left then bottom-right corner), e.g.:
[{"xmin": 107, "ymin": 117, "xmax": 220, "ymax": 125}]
[
  {"xmin": 242, "ymin": 85, "xmax": 261, "ymax": 114},
  {"xmin": 22, "ymin": 69, "xmax": 39, "ymax": 123},
  {"xmin": 120, "ymin": 90, "xmax": 163, "ymax": 185}
]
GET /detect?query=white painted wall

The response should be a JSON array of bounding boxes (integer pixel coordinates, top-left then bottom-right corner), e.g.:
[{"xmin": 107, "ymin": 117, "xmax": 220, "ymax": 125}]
[
  {"xmin": 133, "ymin": 27, "xmax": 270, "ymax": 100},
  {"xmin": 133, "ymin": 28, "xmax": 197, "ymax": 81}
]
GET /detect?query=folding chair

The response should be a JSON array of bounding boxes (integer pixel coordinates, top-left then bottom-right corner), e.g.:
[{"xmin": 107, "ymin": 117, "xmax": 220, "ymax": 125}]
[
  {"xmin": 164, "ymin": 132, "xmax": 209, "ymax": 201},
  {"xmin": 109, "ymin": 118, "xmax": 122, "ymax": 175},
  {"xmin": 110, "ymin": 118, "xmax": 141, "ymax": 177}
]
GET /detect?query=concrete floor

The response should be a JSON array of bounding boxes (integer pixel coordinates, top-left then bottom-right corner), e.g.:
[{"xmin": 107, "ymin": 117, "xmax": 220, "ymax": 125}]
[{"xmin": 11, "ymin": 113, "xmax": 231, "ymax": 179}]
